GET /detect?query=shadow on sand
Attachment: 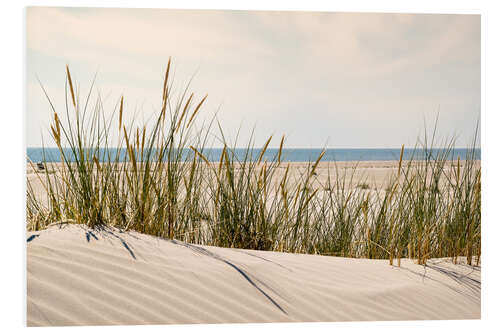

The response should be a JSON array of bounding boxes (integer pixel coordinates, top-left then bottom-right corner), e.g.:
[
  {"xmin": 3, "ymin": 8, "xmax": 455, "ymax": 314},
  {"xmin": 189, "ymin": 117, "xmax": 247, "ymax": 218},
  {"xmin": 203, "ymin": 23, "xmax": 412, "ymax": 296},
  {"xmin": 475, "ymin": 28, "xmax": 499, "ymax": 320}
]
[{"xmin": 172, "ymin": 240, "xmax": 288, "ymax": 315}]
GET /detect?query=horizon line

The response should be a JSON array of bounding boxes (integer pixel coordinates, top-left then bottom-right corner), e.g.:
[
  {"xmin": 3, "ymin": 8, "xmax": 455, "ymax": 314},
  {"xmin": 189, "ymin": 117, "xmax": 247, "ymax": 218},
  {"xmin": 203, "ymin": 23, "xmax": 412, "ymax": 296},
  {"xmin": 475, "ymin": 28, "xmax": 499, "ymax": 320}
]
[{"xmin": 26, "ymin": 146, "xmax": 481, "ymax": 150}]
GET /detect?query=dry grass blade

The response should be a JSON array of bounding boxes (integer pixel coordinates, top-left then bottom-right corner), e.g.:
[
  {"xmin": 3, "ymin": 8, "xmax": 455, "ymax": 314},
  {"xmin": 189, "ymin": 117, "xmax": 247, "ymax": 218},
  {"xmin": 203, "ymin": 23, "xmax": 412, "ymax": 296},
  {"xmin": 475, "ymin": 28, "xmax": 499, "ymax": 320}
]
[
  {"xmin": 161, "ymin": 58, "xmax": 171, "ymax": 121},
  {"xmin": 190, "ymin": 146, "xmax": 210, "ymax": 165},
  {"xmin": 93, "ymin": 156, "xmax": 101, "ymax": 171},
  {"xmin": 162, "ymin": 58, "xmax": 171, "ymax": 102},
  {"xmin": 310, "ymin": 150, "xmax": 326, "ymax": 176},
  {"xmin": 176, "ymin": 93, "xmax": 193, "ymax": 133},
  {"xmin": 218, "ymin": 145, "xmax": 226, "ymax": 176},
  {"xmin": 66, "ymin": 65, "xmax": 76, "ymax": 108},
  {"xmin": 278, "ymin": 135, "xmax": 285, "ymax": 164},
  {"xmin": 398, "ymin": 144, "xmax": 404, "ymax": 178},
  {"xmin": 119, "ymin": 96, "xmax": 124, "ymax": 131},
  {"xmin": 186, "ymin": 94, "xmax": 207, "ymax": 128},
  {"xmin": 258, "ymin": 135, "xmax": 273, "ymax": 163}
]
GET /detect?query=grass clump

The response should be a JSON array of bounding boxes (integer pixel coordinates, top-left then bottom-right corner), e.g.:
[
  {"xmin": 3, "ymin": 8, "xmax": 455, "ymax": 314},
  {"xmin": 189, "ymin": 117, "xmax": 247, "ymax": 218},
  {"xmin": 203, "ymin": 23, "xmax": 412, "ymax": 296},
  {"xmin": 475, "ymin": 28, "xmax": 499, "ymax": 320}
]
[
  {"xmin": 28, "ymin": 60, "xmax": 211, "ymax": 241},
  {"xmin": 27, "ymin": 61, "xmax": 481, "ymax": 266}
]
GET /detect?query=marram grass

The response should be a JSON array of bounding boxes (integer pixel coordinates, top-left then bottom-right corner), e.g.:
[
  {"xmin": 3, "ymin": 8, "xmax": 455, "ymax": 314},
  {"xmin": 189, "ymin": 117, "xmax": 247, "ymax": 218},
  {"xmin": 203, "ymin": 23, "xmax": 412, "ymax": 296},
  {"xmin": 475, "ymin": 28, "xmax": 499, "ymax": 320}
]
[{"xmin": 27, "ymin": 61, "xmax": 481, "ymax": 266}]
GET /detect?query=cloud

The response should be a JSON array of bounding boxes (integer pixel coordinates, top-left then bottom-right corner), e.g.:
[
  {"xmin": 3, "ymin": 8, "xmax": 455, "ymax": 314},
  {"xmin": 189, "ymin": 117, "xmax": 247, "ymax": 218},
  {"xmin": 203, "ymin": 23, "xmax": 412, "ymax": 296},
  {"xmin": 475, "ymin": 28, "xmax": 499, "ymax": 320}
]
[{"xmin": 26, "ymin": 7, "xmax": 480, "ymax": 148}]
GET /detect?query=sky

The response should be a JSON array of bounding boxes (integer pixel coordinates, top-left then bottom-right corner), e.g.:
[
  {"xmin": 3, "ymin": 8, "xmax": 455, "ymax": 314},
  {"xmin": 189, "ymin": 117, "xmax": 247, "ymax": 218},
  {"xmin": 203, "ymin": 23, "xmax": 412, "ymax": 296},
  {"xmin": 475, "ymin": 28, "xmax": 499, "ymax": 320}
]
[{"xmin": 26, "ymin": 7, "xmax": 480, "ymax": 148}]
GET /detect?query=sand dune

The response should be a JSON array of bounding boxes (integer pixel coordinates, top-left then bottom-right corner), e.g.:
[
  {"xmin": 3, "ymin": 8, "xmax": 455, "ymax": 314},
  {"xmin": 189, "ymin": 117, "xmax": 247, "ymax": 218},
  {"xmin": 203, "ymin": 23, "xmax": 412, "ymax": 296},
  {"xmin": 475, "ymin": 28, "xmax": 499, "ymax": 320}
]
[{"xmin": 27, "ymin": 224, "xmax": 480, "ymax": 326}]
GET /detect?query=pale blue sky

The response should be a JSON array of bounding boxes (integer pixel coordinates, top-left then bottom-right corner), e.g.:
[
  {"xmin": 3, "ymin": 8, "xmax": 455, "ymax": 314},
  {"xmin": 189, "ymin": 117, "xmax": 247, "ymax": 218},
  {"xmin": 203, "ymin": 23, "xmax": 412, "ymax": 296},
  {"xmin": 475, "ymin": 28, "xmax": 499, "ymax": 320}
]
[{"xmin": 26, "ymin": 7, "xmax": 480, "ymax": 148}]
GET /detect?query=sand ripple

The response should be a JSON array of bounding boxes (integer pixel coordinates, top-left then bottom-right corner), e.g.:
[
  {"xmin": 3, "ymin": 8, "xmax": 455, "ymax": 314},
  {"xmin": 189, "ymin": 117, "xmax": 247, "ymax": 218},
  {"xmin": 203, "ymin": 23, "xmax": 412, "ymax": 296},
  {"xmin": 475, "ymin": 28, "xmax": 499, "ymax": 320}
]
[{"xmin": 27, "ymin": 224, "xmax": 480, "ymax": 326}]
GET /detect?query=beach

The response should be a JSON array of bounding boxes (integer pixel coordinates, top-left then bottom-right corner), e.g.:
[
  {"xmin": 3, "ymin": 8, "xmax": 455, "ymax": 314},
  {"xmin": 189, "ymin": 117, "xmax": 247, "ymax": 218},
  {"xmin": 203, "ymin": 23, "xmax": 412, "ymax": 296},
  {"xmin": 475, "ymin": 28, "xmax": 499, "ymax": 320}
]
[
  {"xmin": 26, "ymin": 160, "xmax": 481, "ymax": 326},
  {"xmin": 27, "ymin": 160, "xmax": 480, "ymax": 196}
]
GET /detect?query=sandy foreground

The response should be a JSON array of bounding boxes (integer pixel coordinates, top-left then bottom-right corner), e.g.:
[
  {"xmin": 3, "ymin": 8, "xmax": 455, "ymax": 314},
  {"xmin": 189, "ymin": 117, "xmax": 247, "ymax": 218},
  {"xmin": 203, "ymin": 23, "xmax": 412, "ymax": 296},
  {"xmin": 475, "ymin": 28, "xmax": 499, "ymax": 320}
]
[{"xmin": 27, "ymin": 223, "xmax": 480, "ymax": 326}]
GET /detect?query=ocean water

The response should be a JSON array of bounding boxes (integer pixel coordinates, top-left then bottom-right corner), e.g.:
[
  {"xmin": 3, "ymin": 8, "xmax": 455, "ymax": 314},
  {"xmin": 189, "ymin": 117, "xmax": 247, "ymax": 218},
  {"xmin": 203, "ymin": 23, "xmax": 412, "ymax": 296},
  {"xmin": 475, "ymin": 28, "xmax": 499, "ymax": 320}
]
[{"xmin": 26, "ymin": 147, "xmax": 481, "ymax": 163}]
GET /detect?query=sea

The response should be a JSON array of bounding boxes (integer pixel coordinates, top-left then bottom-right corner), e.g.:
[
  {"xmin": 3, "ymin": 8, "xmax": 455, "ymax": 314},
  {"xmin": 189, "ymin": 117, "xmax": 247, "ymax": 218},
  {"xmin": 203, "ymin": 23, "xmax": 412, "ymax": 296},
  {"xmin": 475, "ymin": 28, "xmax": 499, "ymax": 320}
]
[{"xmin": 26, "ymin": 147, "xmax": 481, "ymax": 163}]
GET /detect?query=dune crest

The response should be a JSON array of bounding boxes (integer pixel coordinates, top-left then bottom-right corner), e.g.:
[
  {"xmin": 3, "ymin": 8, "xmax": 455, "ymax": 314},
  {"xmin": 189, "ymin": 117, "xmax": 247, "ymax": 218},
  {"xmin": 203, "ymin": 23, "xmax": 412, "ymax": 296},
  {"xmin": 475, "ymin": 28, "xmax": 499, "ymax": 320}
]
[{"xmin": 27, "ymin": 224, "xmax": 480, "ymax": 326}]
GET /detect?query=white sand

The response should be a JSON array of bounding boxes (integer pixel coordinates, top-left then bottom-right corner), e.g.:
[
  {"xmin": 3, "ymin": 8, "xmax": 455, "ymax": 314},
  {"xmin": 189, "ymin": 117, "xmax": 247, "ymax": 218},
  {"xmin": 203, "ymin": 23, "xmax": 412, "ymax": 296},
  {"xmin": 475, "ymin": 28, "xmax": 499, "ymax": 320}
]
[{"xmin": 27, "ymin": 224, "xmax": 480, "ymax": 326}]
